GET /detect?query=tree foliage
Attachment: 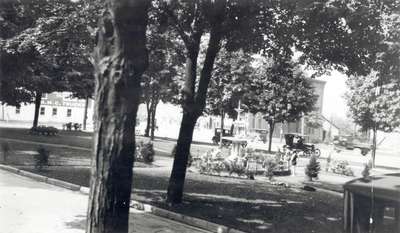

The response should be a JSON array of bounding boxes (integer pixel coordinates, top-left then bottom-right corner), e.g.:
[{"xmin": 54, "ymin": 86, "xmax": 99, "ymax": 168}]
[
  {"xmin": 206, "ymin": 47, "xmax": 254, "ymax": 119},
  {"xmin": 0, "ymin": 0, "xmax": 99, "ymax": 105},
  {"xmin": 244, "ymin": 59, "xmax": 317, "ymax": 123},
  {"xmin": 305, "ymin": 111, "xmax": 323, "ymax": 129},
  {"xmin": 243, "ymin": 58, "xmax": 317, "ymax": 151},
  {"xmin": 346, "ymin": 71, "xmax": 400, "ymax": 133},
  {"xmin": 141, "ymin": 19, "xmax": 183, "ymax": 138}
]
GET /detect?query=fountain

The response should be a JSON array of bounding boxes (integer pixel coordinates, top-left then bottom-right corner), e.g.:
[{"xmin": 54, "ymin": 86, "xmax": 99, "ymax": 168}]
[{"xmin": 222, "ymin": 101, "xmax": 248, "ymax": 158}]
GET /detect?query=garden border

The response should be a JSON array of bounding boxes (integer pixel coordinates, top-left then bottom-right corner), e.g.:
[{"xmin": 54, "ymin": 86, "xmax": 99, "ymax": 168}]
[{"xmin": 0, "ymin": 164, "xmax": 247, "ymax": 233}]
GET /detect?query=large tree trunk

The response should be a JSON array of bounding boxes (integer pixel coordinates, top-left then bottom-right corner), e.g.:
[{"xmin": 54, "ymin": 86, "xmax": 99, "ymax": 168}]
[
  {"xmin": 167, "ymin": 23, "xmax": 223, "ymax": 204},
  {"xmin": 150, "ymin": 101, "xmax": 158, "ymax": 140},
  {"xmin": 32, "ymin": 92, "xmax": 42, "ymax": 128},
  {"xmin": 83, "ymin": 96, "xmax": 89, "ymax": 131},
  {"xmin": 86, "ymin": 1, "xmax": 149, "ymax": 233},
  {"xmin": 371, "ymin": 126, "xmax": 377, "ymax": 168},
  {"xmin": 144, "ymin": 101, "xmax": 151, "ymax": 137},
  {"xmin": 166, "ymin": 112, "xmax": 197, "ymax": 203},
  {"xmin": 268, "ymin": 120, "xmax": 275, "ymax": 152}
]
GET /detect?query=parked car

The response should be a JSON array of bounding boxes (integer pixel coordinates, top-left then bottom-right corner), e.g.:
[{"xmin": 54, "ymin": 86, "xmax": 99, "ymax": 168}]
[
  {"xmin": 333, "ymin": 135, "xmax": 372, "ymax": 155},
  {"xmin": 284, "ymin": 133, "xmax": 321, "ymax": 157},
  {"xmin": 212, "ymin": 128, "xmax": 233, "ymax": 146},
  {"xmin": 333, "ymin": 135, "xmax": 355, "ymax": 149}
]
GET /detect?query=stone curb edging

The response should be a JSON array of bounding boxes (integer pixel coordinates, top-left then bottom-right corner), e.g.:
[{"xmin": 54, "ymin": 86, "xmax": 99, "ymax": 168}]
[
  {"xmin": 0, "ymin": 164, "xmax": 247, "ymax": 233},
  {"xmin": 130, "ymin": 200, "xmax": 246, "ymax": 233}
]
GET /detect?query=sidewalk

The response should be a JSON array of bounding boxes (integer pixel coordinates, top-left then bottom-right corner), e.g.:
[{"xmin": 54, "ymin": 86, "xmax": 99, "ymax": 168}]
[{"xmin": 0, "ymin": 169, "xmax": 210, "ymax": 233}]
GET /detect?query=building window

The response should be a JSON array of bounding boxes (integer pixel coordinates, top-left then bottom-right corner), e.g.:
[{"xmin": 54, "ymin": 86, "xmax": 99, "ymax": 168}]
[
  {"xmin": 40, "ymin": 107, "xmax": 45, "ymax": 115},
  {"xmin": 67, "ymin": 109, "xmax": 72, "ymax": 117},
  {"xmin": 52, "ymin": 108, "xmax": 57, "ymax": 116},
  {"xmin": 15, "ymin": 106, "xmax": 20, "ymax": 114}
]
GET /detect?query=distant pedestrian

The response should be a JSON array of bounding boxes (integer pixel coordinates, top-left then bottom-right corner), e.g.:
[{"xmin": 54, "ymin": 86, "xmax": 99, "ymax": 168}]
[{"xmin": 290, "ymin": 151, "xmax": 298, "ymax": 176}]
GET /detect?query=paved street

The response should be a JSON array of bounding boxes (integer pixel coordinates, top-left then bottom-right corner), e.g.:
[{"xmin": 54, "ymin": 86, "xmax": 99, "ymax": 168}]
[{"xmin": 0, "ymin": 169, "xmax": 210, "ymax": 233}]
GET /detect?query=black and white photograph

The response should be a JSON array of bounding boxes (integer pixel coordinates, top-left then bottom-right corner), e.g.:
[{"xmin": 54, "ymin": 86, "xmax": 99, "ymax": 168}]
[{"xmin": 0, "ymin": 0, "xmax": 399, "ymax": 232}]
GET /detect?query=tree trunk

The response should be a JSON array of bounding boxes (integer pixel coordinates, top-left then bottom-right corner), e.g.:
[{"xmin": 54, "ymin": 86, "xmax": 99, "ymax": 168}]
[
  {"xmin": 150, "ymin": 101, "xmax": 158, "ymax": 140},
  {"xmin": 219, "ymin": 110, "xmax": 225, "ymax": 148},
  {"xmin": 83, "ymin": 96, "xmax": 89, "ymax": 131},
  {"xmin": 371, "ymin": 126, "xmax": 377, "ymax": 168},
  {"xmin": 167, "ymin": 27, "xmax": 221, "ymax": 204},
  {"xmin": 166, "ymin": 112, "xmax": 197, "ymax": 204},
  {"xmin": 32, "ymin": 92, "xmax": 42, "ymax": 128},
  {"xmin": 86, "ymin": 1, "xmax": 149, "ymax": 233},
  {"xmin": 144, "ymin": 101, "xmax": 151, "ymax": 137},
  {"xmin": 268, "ymin": 120, "xmax": 275, "ymax": 152}
]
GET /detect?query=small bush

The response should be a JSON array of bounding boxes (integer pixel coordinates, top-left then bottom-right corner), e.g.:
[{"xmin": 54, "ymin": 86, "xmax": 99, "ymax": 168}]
[
  {"xmin": 29, "ymin": 126, "xmax": 59, "ymax": 136},
  {"xmin": 331, "ymin": 160, "xmax": 354, "ymax": 176},
  {"xmin": 305, "ymin": 155, "xmax": 321, "ymax": 181},
  {"xmin": 1, "ymin": 142, "xmax": 10, "ymax": 163},
  {"xmin": 140, "ymin": 142, "xmax": 155, "ymax": 164},
  {"xmin": 361, "ymin": 163, "xmax": 371, "ymax": 180},
  {"xmin": 34, "ymin": 146, "xmax": 50, "ymax": 171},
  {"xmin": 263, "ymin": 157, "xmax": 278, "ymax": 180}
]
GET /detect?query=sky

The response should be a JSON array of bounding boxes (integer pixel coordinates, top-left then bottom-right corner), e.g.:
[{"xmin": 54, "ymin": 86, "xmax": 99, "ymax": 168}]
[{"xmin": 317, "ymin": 70, "xmax": 349, "ymax": 119}]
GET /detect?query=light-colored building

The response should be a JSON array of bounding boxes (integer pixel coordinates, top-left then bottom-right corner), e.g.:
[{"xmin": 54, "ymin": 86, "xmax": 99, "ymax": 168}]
[
  {"xmin": 244, "ymin": 78, "xmax": 326, "ymax": 142},
  {"xmin": 0, "ymin": 92, "xmax": 94, "ymax": 130}
]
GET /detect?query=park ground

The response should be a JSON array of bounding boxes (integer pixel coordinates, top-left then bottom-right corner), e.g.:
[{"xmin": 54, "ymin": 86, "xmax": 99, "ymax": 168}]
[{"xmin": 0, "ymin": 127, "xmax": 399, "ymax": 233}]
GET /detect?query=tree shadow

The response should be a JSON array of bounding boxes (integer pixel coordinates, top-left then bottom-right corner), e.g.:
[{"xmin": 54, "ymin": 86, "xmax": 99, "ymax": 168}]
[{"xmin": 132, "ymin": 186, "xmax": 341, "ymax": 233}]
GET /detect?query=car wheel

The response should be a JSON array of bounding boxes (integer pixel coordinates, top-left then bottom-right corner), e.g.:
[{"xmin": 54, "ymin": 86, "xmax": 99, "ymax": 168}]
[{"xmin": 314, "ymin": 149, "xmax": 321, "ymax": 157}]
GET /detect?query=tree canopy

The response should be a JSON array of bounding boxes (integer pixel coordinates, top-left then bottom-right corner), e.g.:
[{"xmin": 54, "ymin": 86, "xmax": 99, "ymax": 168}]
[
  {"xmin": 206, "ymin": 47, "xmax": 254, "ymax": 119},
  {"xmin": 346, "ymin": 71, "xmax": 400, "ymax": 133},
  {"xmin": 243, "ymin": 58, "xmax": 317, "ymax": 151},
  {"xmin": 0, "ymin": 0, "xmax": 98, "ymax": 105}
]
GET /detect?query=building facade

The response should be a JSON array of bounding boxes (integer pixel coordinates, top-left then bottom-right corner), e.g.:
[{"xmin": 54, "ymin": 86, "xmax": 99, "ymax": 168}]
[{"xmin": 0, "ymin": 92, "xmax": 94, "ymax": 129}]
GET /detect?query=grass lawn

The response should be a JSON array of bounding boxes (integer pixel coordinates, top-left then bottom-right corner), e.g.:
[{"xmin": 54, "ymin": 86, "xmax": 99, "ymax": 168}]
[
  {"xmin": 1, "ymin": 127, "xmax": 370, "ymax": 232},
  {"xmin": 0, "ymin": 127, "xmax": 175, "ymax": 157},
  {"xmin": 19, "ymin": 165, "xmax": 346, "ymax": 233},
  {"xmin": 0, "ymin": 127, "xmax": 93, "ymax": 148}
]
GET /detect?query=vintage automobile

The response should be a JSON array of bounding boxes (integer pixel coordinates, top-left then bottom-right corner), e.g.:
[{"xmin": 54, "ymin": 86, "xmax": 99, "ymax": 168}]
[
  {"xmin": 333, "ymin": 135, "xmax": 372, "ymax": 155},
  {"xmin": 212, "ymin": 128, "xmax": 233, "ymax": 146},
  {"xmin": 333, "ymin": 135, "xmax": 355, "ymax": 149},
  {"xmin": 253, "ymin": 129, "xmax": 268, "ymax": 143},
  {"xmin": 284, "ymin": 133, "xmax": 321, "ymax": 157}
]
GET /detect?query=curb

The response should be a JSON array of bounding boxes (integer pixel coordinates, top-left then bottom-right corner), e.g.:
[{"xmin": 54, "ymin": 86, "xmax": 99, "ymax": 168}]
[
  {"xmin": 130, "ymin": 200, "xmax": 246, "ymax": 233},
  {"xmin": 0, "ymin": 164, "xmax": 247, "ymax": 233}
]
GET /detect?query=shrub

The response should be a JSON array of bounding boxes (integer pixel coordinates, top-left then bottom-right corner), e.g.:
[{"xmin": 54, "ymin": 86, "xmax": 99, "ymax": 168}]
[
  {"xmin": 331, "ymin": 160, "xmax": 354, "ymax": 176},
  {"xmin": 29, "ymin": 126, "xmax": 59, "ymax": 136},
  {"xmin": 1, "ymin": 142, "xmax": 10, "ymax": 163},
  {"xmin": 263, "ymin": 157, "xmax": 278, "ymax": 180},
  {"xmin": 34, "ymin": 146, "xmax": 50, "ymax": 171},
  {"xmin": 305, "ymin": 155, "xmax": 321, "ymax": 181},
  {"xmin": 140, "ymin": 142, "xmax": 154, "ymax": 164},
  {"xmin": 361, "ymin": 163, "xmax": 371, "ymax": 180}
]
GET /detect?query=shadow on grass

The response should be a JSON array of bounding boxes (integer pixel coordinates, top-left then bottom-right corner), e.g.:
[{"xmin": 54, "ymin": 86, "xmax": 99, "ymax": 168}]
[{"xmin": 131, "ymin": 186, "xmax": 342, "ymax": 233}]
